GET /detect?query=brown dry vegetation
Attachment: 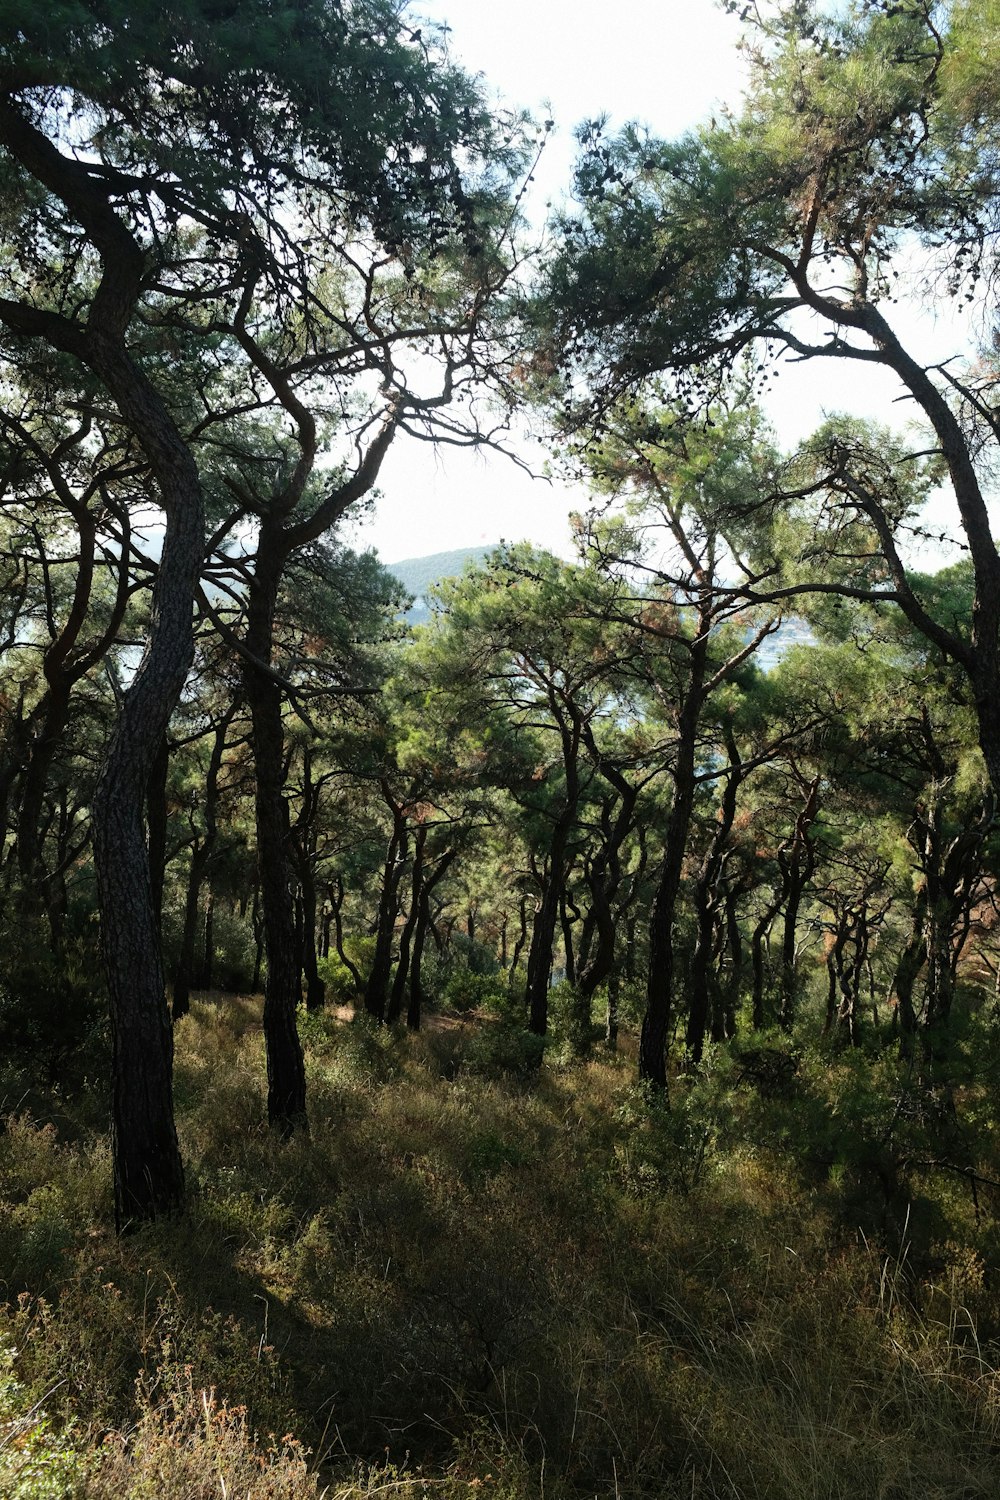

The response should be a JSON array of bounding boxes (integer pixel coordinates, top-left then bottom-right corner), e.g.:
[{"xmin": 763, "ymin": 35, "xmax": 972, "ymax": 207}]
[{"xmin": 2, "ymin": 997, "xmax": 1000, "ymax": 1498}]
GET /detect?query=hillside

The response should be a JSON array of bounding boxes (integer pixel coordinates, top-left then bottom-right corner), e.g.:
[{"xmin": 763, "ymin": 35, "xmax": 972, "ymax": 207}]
[
  {"xmin": 4, "ymin": 1000, "xmax": 1000, "ymax": 1499},
  {"xmin": 387, "ymin": 546, "xmax": 498, "ymax": 621}
]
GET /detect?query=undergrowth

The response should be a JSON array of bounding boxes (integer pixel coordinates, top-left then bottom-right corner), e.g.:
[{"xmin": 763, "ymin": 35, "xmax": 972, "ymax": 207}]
[{"xmin": 1, "ymin": 998, "xmax": 1000, "ymax": 1498}]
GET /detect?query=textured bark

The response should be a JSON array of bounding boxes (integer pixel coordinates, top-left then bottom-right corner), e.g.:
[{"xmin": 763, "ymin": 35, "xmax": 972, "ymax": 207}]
[
  {"xmin": 0, "ymin": 101, "xmax": 201, "ymax": 1228},
  {"xmin": 88, "ymin": 347, "xmax": 202, "ymax": 1229},
  {"xmin": 147, "ymin": 735, "xmax": 170, "ymax": 938}
]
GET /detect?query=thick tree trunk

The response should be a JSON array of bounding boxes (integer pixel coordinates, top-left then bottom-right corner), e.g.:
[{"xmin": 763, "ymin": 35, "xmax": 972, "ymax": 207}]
[
  {"xmin": 91, "ymin": 423, "xmax": 201, "ymax": 1229},
  {"xmin": 88, "ymin": 366, "xmax": 204, "ymax": 1229},
  {"xmin": 146, "ymin": 735, "xmax": 170, "ymax": 937},
  {"xmin": 523, "ymin": 887, "xmax": 552, "ymax": 1033}
]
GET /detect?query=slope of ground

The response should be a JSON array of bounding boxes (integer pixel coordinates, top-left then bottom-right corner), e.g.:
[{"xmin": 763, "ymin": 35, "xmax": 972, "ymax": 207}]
[{"xmin": 1, "ymin": 1000, "xmax": 999, "ymax": 1498}]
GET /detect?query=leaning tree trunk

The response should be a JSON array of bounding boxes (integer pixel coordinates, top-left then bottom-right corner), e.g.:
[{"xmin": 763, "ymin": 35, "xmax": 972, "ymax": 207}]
[
  {"xmin": 329, "ymin": 875, "xmax": 363, "ymax": 993},
  {"xmin": 0, "ymin": 100, "xmax": 209, "ymax": 1227},
  {"xmin": 90, "ymin": 383, "xmax": 203, "ymax": 1228}
]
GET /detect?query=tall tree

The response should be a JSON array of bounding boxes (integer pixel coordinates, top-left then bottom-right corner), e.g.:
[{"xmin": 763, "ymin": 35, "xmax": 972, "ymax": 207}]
[
  {"xmin": 540, "ymin": 0, "xmax": 1000, "ymax": 804},
  {"xmin": 0, "ymin": 0, "xmax": 526, "ymax": 1221}
]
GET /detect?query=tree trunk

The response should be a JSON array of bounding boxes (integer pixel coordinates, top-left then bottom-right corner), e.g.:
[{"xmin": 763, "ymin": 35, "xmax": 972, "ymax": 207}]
[
  {"xmin": 407, "ymin": 848, "xmax": 457, "ymax": 1031},
  {"xmin": 329, "ymin": 875, "xmax": 363, "ymax": 993},
  {"xmin": 388, "ymin": 826, "xmax": 425, "ymax": 1023},
  {"xmin": 88, "ymin": 359, "xmax": 204, "ymax": 1230},
  {"xmin": 173, "ymin": 846, "xmax": 207, "ymax": 1021},
  {"xmin": 687, "ymin": 741, "xmax": 741, "ymax": 1067},
  {"xmin": 300, "ymin": 863, "xmax": 325, "ymax": 1011},
  {"xmin": 244, "ymin": 549, "xmax": 306, "ymax": 1134},
  {"xmin": 365, "ymin": 792, "xmax": 407, "ymax": 1022},
  {"xmin": 201, "ymin": 888, "xmax": 215, "ymax": 990},
  {"xmin": 640, "ymin": 642, "xmax": 706, "ymax": 1088},
  {"xmin": 172, "ymin": 708, "xmax": 233, "ymax": 1021},
  {"xmin": 146, "ymin": 734, "xmax": 170, "ymax": 938},
  {"xmin": 508, "ymin": 893, "xmax": 529, "ymax": 981},
  {"xmin": 778, "ymin": 775, "xmax": 821, "ymax": 1030},
  {"xmin": 605, "ymin": 971, "xmax": 619, "ymax": 1051}
]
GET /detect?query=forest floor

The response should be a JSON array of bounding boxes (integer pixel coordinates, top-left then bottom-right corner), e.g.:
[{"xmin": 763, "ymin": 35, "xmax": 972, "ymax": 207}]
[{"xmin": 2, "ymin": 992, "xmax": 1000, "ymax": 1499}]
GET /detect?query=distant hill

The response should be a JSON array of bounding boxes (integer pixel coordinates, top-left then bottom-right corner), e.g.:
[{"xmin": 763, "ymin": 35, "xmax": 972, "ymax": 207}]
[{"xmin": 387, "ymin": 545, "xmax": 497, "ymax": 623}]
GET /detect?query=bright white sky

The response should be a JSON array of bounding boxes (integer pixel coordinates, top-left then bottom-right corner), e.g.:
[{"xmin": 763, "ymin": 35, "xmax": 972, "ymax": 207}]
[{"xmin": 349, "ymin": 0, "xmax": 979, "ymax": 570}]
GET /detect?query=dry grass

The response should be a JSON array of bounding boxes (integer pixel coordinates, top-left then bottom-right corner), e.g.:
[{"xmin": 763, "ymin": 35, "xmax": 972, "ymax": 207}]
[{"xmin": 1, "ymin": 997, "xmax": 999, "ymax": 1498}]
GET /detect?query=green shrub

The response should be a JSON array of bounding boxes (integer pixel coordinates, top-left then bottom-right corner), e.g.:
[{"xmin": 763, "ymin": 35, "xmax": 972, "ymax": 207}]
[
  {"xmin": 437, "ymin": 968, "xmax": 512, "ymax": 1015},
  {"xmin": 461, "ymin": 1020, "xmax": 545, "ymax": 1077}
]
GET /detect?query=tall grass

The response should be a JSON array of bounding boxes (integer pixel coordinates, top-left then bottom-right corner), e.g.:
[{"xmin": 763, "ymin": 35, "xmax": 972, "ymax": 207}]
[{"xmin": 1, "ymin": 998, "xmax": 999, "ymax": 1497}]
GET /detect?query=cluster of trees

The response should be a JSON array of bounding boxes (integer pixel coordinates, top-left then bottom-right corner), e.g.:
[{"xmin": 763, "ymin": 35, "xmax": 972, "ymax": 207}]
[
  {"xmin": 2, "ymin": 0, "xmax": 1000, "ymax": 1230},
  {"xmin": 0, "ymin": 0, "xmax": 538, "ymax": 1225}
]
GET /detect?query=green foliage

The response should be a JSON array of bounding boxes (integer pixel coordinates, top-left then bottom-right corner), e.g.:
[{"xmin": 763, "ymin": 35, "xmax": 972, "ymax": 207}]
[
  {"xmin": 436, "ymin": 967, "xmax": 511, "ymax": 1015},
  {"xmin": 316, "ymin": 937, "xmax": 376, "ymax": 1001},
  {"xmin": 461, "ymin": 1019, "xmax": 546, "ymax": 1078},
  {"xmin": 0, "ymin": 913, "xmax": 106, "ymax": 1084},
  {"xmin": 546, "ymin": 981, "xmax": 602, "ymax": 1062},
  {"xmin": 0, "ymin": 1345, "xmax": 92, "ymax": 1500}
]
